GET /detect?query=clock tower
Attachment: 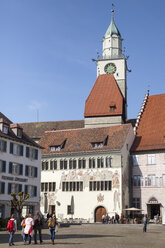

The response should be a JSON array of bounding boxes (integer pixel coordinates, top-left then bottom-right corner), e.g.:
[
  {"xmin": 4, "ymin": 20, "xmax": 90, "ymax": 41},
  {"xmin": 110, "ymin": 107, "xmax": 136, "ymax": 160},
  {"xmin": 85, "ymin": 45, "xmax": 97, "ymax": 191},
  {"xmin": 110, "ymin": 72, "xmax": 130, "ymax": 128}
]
[
  {"xmin": 84, "ymin": 9, "xmax": 128, "ymax": 128},
  {"xmin": 97, "ymin": 9, "xmax": 127, "ymax": 109}
]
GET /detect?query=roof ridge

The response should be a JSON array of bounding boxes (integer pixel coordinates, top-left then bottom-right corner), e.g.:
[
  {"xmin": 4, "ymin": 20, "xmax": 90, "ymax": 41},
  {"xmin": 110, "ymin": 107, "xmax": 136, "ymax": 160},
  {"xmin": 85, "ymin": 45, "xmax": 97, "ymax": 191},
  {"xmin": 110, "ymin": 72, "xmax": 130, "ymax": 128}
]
[
  {"xmin": 20, "ymin": 119, "xmax": 83, "ymax": 125},
  {"xmin": 45, "ymin": 123, "xmax": 130, "ymax": 134}
]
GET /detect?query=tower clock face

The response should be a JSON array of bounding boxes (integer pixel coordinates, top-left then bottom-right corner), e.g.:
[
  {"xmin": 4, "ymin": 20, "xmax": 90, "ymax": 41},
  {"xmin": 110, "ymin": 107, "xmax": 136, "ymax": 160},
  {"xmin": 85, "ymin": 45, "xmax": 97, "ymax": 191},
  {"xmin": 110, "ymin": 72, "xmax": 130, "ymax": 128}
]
[{"xmin": 104, "ymin": 63, "xmax": 116, "ymax": 74}]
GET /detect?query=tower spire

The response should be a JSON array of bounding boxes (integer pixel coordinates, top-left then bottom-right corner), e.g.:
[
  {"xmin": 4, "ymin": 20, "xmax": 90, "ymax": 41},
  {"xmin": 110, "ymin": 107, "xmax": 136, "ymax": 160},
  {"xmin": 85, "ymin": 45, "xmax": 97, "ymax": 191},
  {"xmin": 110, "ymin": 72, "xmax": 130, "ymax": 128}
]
[{"xmin": 104, "ymin": 6, "xmax": 121, "ymax": 38}]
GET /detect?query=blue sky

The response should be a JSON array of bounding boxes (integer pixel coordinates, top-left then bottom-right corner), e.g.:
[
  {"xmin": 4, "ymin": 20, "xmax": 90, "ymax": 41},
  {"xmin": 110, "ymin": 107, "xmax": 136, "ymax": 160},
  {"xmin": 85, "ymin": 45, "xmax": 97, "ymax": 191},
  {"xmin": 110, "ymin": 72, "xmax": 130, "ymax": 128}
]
[{"xmin": 0, "ymin": 0, "xmax": 165, "ymax": 123}]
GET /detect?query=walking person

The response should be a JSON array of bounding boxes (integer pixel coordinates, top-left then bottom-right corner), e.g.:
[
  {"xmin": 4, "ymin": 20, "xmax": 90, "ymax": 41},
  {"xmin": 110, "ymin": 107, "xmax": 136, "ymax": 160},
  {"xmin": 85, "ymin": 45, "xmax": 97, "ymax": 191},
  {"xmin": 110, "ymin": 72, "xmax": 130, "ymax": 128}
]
[
  {"xmin": 33, "ymin": 210, "xmax": 43, "ymax": 244},
  {"xmin": 21, "ymin": 215, "xmax": 27, "ymax": 244},
  {"xmin": 48, "ymin": 214, "xmax": 58, "ymax": 245},
  {"xmin": 7, "ymin": 214, "xmax": 17, "ymax": 246},
  {"xmin": 143, "ymin": 214, "xmax": 147, "ymax": 232},
  {"xmin": 24, "ymin": 213, "xmax": 34, "ymax": 244}
]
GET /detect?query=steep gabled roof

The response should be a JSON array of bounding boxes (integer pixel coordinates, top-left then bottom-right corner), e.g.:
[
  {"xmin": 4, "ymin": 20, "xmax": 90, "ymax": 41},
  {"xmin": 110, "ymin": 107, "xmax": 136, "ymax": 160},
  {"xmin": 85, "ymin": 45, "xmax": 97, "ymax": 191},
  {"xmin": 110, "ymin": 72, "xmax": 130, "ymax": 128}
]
[
  {"xmin": 131, "ymin": 94, "xmax": 165, "ymax": 152},
  {"xmin": 84, "ymin": 74, "xmax": 123, "ymax": 117},
  {"xmin": 39, "ymin": 123, "xmax": 132, "ymax": 155}
]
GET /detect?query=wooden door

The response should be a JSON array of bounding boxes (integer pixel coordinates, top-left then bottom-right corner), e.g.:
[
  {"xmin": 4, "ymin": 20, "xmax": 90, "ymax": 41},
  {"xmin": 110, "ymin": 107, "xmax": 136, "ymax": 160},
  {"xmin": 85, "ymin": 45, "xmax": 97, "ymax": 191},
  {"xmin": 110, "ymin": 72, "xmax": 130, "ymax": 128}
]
[{"xmin": 95, "ymin": 206, "xmax": 106, "ymax": 222}]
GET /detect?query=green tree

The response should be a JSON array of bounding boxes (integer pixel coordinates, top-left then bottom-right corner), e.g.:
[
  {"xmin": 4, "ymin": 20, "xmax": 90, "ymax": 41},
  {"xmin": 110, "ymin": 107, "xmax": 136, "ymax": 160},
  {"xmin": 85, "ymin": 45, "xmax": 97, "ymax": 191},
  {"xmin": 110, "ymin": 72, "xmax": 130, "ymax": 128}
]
[{"xmin": 10, "ymin": 191, "xmax": 30, "ymax": 229}]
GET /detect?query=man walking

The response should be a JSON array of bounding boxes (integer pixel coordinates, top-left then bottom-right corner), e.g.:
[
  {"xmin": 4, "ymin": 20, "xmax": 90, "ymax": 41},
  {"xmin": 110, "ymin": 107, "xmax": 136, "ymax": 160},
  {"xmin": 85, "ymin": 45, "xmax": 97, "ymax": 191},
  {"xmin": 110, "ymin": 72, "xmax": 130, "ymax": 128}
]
[
  {"xmin": 143, "ymin": 214, "xmax": 147, "ymax": 232},
  {"xmin": 33, "ymin": 211, "xmax": 43, "ymax": 244}
]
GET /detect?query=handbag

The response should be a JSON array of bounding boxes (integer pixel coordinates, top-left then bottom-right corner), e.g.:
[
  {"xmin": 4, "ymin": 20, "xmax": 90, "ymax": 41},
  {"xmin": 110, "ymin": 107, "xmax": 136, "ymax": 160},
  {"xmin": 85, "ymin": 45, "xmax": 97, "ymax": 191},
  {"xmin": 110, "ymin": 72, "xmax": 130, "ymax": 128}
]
[{"xmin": 55, "ymin": 225, "xmax": 58, "ymax": 233}]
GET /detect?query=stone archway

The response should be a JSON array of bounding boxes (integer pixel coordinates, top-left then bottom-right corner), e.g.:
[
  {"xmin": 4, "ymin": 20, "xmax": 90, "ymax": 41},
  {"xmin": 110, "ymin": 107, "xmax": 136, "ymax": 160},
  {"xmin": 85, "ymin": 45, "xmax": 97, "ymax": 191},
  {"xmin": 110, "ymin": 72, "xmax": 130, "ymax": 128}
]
[
  {"xmin": 147, "ymin": 197, "xmax": 160, "ymax": 219},
  {"xmin": 95, "ymin": 206, "xmax": 106, "ymax": 222}
]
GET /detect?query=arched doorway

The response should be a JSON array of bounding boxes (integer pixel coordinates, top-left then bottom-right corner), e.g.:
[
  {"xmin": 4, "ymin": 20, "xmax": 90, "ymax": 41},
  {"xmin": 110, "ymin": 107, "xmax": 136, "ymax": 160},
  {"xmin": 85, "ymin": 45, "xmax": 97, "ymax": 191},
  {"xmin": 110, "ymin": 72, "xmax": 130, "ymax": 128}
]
[
  {"xmin": 147, "ymin": 197, "xmax": 160, "ymax": 219},
  {"xmin": 95, "ymin": 206, "xmax": 106, "ymax": 222}
]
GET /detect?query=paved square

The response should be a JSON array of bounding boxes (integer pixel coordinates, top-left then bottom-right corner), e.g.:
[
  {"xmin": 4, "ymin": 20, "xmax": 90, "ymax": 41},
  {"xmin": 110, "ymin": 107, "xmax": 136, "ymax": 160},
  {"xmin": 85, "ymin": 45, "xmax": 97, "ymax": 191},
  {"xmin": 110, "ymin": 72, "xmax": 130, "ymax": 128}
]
[{"xmin": 0, "ymin": 224, "xmax": 165, "ymax": 248}]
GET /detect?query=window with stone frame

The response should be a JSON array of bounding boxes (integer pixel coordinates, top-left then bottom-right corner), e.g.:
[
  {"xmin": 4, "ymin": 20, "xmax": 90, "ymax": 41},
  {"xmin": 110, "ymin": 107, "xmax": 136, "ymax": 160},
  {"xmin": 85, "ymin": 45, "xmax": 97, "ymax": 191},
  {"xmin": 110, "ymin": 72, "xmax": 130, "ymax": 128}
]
[
  {"xmin": 9, "ymin": 162, "xmax": 23, "ymax": 176},
  {"xmin": 0, "ymin": 140, "xmax": 7, "ymax": 152},
  {"xmin": 60, "ymin": 160, "xmax": 67, "ymax": 170},
  {"xmin": 50, "ymin": 160, "xmax": 57, "ymax": 170},
  {"xmin": 42, "ymin": 161, "xmax": 49, "ymax": 170},
  {"xmin": 10, "ymin": 142, "xmax": 23, "ymax": 156},
  {"xmin": 147, "ymin": 154, "xmax": 155, "ymax": 165},
  {"xmin": 78, "ymin": 159, "xmax": 86, "ymax": 169},
  {"xmin": 89, "ymin": 181, "xmax": 112, "ymax": 191},
  {"xmin": 89, "ymin": 158, "xmax": 95, "ymax": 168},
  {"xmin": 97, "ymin": 157, "xmax": 104, "ymax": 168},
  {"xmin": 8, "ymin": 183, "xmax": 22, "ymax": 194},
  {"xmin": 0, "ymin": 160, "xmax": 6, "ymax": 173},
  {"xmin": 62, "ymin": 181, "xmax": 83, "ymax": 191},
  {"xmin": 106, "ymin": 157, "xmax": 112, "ymax": 168}
]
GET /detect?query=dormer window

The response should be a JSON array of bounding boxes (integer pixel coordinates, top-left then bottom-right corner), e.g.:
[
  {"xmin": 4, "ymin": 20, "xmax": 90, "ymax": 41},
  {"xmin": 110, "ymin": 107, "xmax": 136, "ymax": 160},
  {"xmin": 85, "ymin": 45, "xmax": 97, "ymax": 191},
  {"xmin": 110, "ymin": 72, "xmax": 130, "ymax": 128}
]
[
  {"xmin": 50, "ymin": 146, "xmax": 61, "ymax": 152},
  {"xmin": 109, "ymin": 104, "xmax": 116, "ymax": 112},
  {"xmin": 49, "ymin": 139, "xmax": 66, "ymax": 152},
  {"xmin": 2, "ymin": 124, "xmax": 9, "ymax": 134},
  {"xmin": 92, "ymin": 142, "xmax": 103, "ymax": 148},
  {"xmin": 10, "ymin": 124, "xmax": 23, "ymax": 138}
]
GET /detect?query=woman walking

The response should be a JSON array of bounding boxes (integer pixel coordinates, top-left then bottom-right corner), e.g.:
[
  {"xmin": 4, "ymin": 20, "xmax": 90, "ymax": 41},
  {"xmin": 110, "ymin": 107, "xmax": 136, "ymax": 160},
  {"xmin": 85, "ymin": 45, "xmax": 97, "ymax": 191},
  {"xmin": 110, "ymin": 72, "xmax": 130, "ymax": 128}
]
[
  {"xmin": 21, "ymin": 215, "xmax": 27, "ymax": 244},
  {"xmin": 24, "ymin": 213, "xmax": 34, "ymax": 244},
  {"xmin": 48, "ymin": 214, "xmax": 57, "ymax": 245}
]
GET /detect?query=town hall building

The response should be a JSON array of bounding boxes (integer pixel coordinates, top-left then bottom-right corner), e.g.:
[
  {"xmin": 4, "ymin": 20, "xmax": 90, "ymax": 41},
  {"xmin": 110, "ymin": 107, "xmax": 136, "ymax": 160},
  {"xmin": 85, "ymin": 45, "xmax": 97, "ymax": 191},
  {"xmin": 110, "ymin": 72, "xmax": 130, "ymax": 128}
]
[{"xmin": 38, "ymin": 10, "xmax": 135, "ymax": 222}]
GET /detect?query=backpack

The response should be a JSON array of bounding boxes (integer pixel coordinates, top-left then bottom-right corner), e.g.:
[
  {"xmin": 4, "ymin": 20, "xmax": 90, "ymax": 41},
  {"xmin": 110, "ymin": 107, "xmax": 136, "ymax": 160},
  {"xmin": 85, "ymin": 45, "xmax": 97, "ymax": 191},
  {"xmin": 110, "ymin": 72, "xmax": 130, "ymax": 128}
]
[
  {"xmin": 48, "ymin": 218, "xmax": 56, "ymax": 228},
  {"xmin": 7, "ymin": 220, "xmax": 14, "ymax": 232},
  {"xmin": 34, "ymin": 216, "xmax": 43, "ymax": 227},
  {"xmin": 22, "ymin": 220, "xmax": 26, "ymax": 228}
]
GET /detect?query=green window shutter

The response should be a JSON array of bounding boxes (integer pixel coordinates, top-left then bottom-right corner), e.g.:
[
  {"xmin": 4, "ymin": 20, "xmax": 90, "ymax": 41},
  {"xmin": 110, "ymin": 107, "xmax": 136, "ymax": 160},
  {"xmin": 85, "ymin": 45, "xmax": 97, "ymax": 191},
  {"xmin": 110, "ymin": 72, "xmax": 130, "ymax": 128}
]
[
  {"xmin": 25, "ymin": 166, "xmax": 29, "ymax": 176},
  {"xmin": 26, "ymin": 147, "xmax": 30, "ymax": 158},
  {"xmin": 8, "ymin": 183, "xmax": 11, "ymax": 194},
  {"xmin": 24, "ymin": 185, "xmax": 28, "ymax": 194},
  {"xmin": 4, "ymin": 141, "xmax": 7, "ymax": 152},
  {"xmin": 19, "ymin": 184, "xmax": 22, "ymax": 192},
  {"xmin": 20, "ymin": 145, "xmax": 23, "ymax": 156},
  {"xmin": 1, "ymin": 182, "xmax": 5, "ymax": 194},
  {"xmin": 9, "ymin": 162, "xmax": 13, "ymax": 174},
  {"xmin": 19, "ymin": 164, "xmax": 23, "ymax": 175},
  {"xmin": 2, "ymin": 161, "xmax": 6, "ymax": 172},
  {"xmin": 34, "ymin": 186, "xmax": 37, "ymax": 197},
  {"xmin": 34, "ymin": 167, "xmax": 38, "ymax": 177},
  {"xmin": 10, "ymin": 142, "xmax": 13, "ymax": 154},
  {"xmin": 35, "ymin": 149, "xmax": 38, "ymax": 160}
]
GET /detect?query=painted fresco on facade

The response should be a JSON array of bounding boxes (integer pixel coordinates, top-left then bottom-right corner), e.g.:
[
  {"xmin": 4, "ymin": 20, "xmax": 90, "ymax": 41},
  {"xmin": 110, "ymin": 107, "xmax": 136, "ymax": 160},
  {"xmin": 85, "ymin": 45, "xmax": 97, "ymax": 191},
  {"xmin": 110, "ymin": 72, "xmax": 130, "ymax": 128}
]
[{"xmin": 59, "ymin": 169, "xmax": 119, "ymax": 189}]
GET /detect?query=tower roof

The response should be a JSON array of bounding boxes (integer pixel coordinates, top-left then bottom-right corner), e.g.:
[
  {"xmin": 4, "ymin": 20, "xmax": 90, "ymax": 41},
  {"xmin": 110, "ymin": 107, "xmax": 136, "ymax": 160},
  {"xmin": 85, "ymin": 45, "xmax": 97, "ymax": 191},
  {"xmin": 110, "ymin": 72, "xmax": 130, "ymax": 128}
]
[
  {"xmin": 84, "ymin": 74, "xmax": 124, "ymax": 117},
  {"xmin": 104, "ymin": 10, "xmax": 121, "ymax": 37}
]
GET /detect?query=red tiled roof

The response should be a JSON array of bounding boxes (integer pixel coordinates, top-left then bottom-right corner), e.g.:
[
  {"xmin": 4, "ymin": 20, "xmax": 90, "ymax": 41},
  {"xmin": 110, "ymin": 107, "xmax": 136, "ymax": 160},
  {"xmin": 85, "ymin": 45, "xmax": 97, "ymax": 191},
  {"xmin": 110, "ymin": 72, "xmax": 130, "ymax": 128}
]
[
  {"xmin": 39, "ymin": 124, "xmax": 132, "ymax": 155},
  {"xmin": 131, "ymin": 94, "xmax": 165, "ymax": 152},
  {"xmin": 20, "ymin": 120, "xmax": 84, "ymax": 140},
  {"xmin": 84, "ymin": 74, "xmax": 123, "ymax": 117}
]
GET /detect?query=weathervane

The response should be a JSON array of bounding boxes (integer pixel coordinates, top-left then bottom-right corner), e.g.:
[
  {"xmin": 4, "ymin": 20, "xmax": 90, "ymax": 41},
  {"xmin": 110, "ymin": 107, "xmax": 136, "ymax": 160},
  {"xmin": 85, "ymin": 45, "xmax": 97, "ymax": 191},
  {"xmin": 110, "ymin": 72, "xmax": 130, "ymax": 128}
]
[{"xmin": 111, "ymin": 3, "xmax": 115, "ymax": 13}]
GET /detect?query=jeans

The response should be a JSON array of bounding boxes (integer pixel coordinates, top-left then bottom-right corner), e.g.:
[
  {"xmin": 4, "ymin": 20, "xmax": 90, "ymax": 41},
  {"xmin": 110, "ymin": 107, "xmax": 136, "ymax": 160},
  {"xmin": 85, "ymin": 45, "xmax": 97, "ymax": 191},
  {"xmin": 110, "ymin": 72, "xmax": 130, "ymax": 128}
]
[
  {"xmin": 50, "ymin": 228, "xmax": 55, "ymax": 241},
  {"xmin": 25, "ymin": 234, "xmax": 31, "ymax": 244},
  {"xmin": 143, "ymin": 223, "xmax": 147, "ymax": 232},
  {"xmin": 22, "ymin": 228, "xmax": 25, "ymax": 242},
  {"xmin": 9, "ymin": 232, "xmax": 14, "ymax": 245},
  {"xmin": 34, "ymin": 227, "xmax": 42, "ymax": 244}
]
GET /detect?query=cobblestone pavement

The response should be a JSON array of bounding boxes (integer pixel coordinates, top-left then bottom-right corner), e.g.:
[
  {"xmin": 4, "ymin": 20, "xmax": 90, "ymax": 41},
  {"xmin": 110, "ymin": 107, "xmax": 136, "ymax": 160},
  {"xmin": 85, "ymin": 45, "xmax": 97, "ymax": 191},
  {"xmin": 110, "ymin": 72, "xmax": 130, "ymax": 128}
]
[{"xmin": 0, "ymin": 224, "xmax": 165, "ymax": 248}]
